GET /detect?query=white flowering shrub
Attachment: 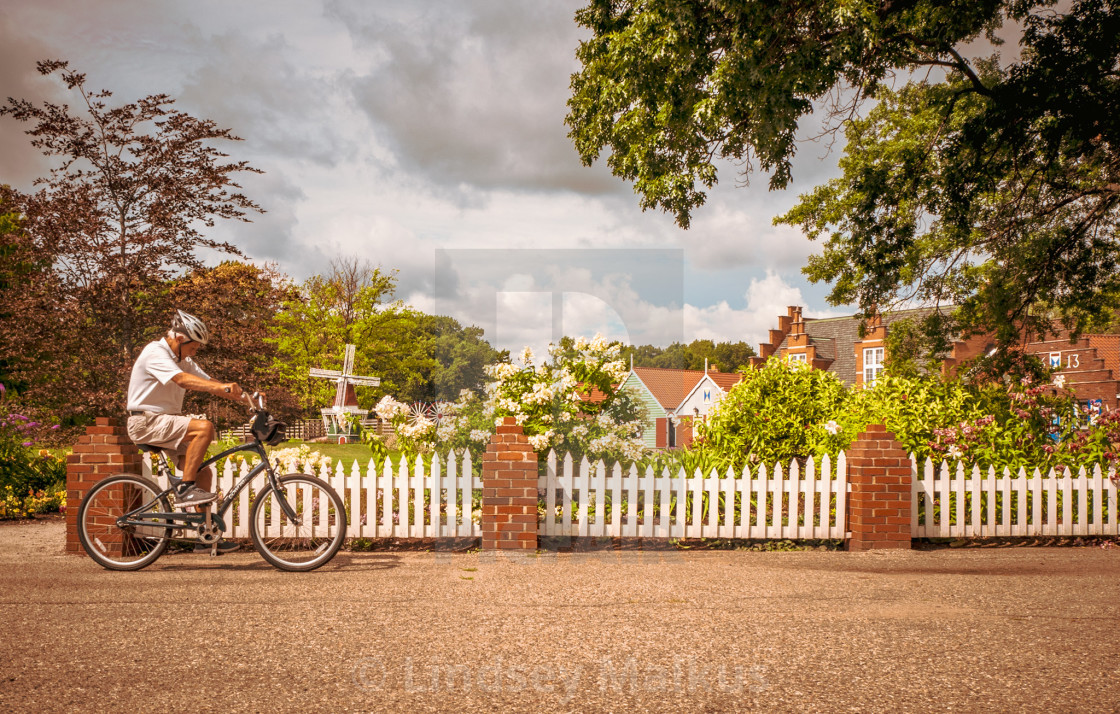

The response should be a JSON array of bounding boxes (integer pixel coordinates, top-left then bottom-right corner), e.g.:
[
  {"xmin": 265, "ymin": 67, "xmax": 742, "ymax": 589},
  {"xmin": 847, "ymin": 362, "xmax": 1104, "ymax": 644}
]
[
  {"xmin": 481, "ymin": 335, "xmax": 647, "ymax": 462},
  {"xmin": 376, "ymin": 334, "xmax": 648, "ymax": 464},
  {"xmin": 375, "ymin": 391, "xmax": 493, "ymax": 461},
  {"xmin": 266, "ymin": 444, "xmax": 332, "ymax": 472}
]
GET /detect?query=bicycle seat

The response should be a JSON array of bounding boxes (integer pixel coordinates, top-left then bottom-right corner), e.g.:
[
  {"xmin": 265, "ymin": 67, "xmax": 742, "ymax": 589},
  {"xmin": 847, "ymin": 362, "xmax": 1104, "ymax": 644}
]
[{"xmin": 136, "ymin": 444, "xmax": 167, "ymax": 454}]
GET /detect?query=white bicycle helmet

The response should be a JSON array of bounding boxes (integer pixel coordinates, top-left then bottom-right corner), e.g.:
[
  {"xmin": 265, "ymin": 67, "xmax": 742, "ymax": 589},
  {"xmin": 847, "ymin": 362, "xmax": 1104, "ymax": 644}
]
[{"xmin": 171, "ymin": 309, "xmax": 210, "ymax": 345}]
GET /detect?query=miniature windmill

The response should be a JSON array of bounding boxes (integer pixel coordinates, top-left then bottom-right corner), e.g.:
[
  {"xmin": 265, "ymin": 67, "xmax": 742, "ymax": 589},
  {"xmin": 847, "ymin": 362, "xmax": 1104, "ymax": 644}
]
[{"xmin": 309, "ymin": 344, "xmax": 380, "ymax": 441}]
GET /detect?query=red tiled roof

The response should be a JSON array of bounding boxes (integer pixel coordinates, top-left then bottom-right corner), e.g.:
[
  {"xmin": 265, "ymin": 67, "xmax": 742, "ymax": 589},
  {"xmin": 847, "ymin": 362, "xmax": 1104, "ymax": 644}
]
[
  {"xmin": 631, "ymin": 367, "xmax": 742, "ymax": 410},
  {"xmin": 576, "ymin": 383, "xmax": 612, "ymax": 405},
  {"xmin": 707, "ymin": 371, "xmax": 743, "ymax": 392}
]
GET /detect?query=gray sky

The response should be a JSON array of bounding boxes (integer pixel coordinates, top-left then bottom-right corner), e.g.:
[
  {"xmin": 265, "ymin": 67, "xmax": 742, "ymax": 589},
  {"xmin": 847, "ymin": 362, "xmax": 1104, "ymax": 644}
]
[{"xmin": 2, "ymin": 0, "xmax": 947, "ymax": 359}]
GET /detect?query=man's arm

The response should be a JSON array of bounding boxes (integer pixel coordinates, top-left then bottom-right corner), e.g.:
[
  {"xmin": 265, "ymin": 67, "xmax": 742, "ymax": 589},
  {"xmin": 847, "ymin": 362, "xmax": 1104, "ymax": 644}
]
[{"xmin": 171, "ymin": 372, "xmax": 243, "ymax": 400}]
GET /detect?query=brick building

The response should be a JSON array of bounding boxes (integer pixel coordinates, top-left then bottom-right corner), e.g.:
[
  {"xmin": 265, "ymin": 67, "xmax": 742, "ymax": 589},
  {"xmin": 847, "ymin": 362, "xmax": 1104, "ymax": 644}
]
[{"xmin": 751, "ymin": 305, "xmax": 1120, "ymax": 409}]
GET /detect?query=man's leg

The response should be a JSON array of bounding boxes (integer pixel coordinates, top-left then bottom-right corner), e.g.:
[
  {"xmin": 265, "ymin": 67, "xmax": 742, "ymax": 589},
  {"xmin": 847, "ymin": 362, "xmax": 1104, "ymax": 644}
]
[{"xmin": 179, "ymin": 419, "xmax": 216, "ymax": 489}]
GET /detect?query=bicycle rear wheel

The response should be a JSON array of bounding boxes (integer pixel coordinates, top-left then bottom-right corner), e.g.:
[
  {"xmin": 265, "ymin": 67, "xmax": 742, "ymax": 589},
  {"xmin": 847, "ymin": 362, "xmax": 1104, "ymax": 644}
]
[
  {"xmin": 249, "ymin": 474, "xmax": 347, "ymax": 571},
  {"xmin": 78, "ymin": 474, "xmax": 172, "ymax": 571}
]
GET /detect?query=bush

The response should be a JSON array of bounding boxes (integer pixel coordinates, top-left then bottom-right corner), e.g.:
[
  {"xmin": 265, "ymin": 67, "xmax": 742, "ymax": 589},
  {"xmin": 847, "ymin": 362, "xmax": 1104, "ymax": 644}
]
[
  {"xmin": 692, "ymin": 361, "xmax": 1088, "ymax": 472},
  {"xmin": 375, "ymin": 335, "xmax": 649, "ymax": 464},
  {"xmin": 697, "ymin": 359, "xmax": 850, "ymax": 468},
  {"xmin": 0, "ymin": 389, "xmax": 67, "ymax": 518}
]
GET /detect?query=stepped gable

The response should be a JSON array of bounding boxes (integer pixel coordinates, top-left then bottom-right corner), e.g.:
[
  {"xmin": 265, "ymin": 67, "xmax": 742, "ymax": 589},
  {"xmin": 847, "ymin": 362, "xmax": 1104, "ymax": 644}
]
[
  {"xmin": 773, "ymin": 306, "xmax": 947, "ymax": 385},
  {"xmin": 1022, "ymin": 332, "xmax": 1120, "ymax": 408}
]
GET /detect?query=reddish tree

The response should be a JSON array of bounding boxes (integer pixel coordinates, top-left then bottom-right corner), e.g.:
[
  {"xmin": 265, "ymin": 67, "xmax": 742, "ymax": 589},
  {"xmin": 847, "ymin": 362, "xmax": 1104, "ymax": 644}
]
[
  {"xmin": 0, "ymin": 60, "xmax": 264, "ymax": 422},
  {"xmin": 169, "ymin": 261, "xmax": 301, "ymax": 429}
]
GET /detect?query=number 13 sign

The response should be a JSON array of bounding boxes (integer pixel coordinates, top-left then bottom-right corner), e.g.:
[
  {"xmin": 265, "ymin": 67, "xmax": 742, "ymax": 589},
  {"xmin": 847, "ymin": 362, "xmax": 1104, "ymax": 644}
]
[{"xmin": 1050, "ymin": 352, "xmax": 1080, "ymax": 369}]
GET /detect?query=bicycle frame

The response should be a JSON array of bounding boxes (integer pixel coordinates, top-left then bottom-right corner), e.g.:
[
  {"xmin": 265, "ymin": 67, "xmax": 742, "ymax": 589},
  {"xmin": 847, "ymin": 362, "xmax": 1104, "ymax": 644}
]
[{"xmin": 119, "ymin": 437, "xmax": 299, "ymax": 533}]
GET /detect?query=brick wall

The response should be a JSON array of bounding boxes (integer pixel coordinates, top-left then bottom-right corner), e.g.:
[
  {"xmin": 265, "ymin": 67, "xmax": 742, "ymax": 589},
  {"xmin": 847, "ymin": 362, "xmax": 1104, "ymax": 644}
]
[
  {"xmin": 846, "ymin": 424, "xmax": 912, "ymax": 551},
  {"xmin": 66, "ymin": 417, "xmax": 142, "ymax": 554},
  {"xmin": 480, "ymin": 417, "xmax": 538, "ymax": 551}
]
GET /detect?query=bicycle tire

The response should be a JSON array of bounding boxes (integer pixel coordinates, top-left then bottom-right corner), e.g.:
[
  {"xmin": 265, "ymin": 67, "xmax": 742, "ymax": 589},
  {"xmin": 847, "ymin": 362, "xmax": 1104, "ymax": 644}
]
[
  {"xmin": 78, "ymin": 474, "xmax": 172, "ymax": 571},
  {"xmin": 249, "ymin": 474, "xmax": 347, "ymax": 572}
]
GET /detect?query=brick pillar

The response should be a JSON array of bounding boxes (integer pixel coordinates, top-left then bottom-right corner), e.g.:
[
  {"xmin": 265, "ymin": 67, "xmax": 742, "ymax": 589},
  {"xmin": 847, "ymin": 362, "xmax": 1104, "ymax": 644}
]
[
  {"xmin": 66, "ymin": 417, "xmax": 142, "ymax": 554},
  {"xmin": 846, "ymin": 424, "xmax": 912, "ymax": 551},
  {"xmin": 480, "ymin": 417, "xmax": 538, "ymax": 551}
]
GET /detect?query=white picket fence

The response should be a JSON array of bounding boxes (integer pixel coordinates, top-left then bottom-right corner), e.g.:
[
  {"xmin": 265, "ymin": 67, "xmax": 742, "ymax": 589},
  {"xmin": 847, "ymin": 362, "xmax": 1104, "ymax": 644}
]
[
  {"xmin": 538, "ymin": 450, "xmax": 849, "ymax": 539},
  {"xmin": 911, "ymin": 458, "xmax": 1120, "ymax": 538},
  {"xmin": 140, "ymin": 448, "xmax": 1120, "ymax": 544},
  {"xmin": 143, "ymin": 451, "xmax": 482, "ymax": 539}
]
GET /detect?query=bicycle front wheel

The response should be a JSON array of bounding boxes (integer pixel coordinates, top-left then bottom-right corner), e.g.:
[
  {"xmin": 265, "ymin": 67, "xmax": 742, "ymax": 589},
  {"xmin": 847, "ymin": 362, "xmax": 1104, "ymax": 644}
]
[
  {"xmin": 249, "ymin": 474, "xmax": 347, "ymax": 571},
  {"xmin": 78, "ymin": 474, "xmax": 172, "ymax": 571}
]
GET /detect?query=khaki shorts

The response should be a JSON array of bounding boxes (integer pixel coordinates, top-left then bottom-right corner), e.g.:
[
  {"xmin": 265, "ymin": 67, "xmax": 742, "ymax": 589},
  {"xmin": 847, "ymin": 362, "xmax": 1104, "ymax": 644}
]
[
  {"xmin": 127, "ymin": 413, "xmax": 216, "ymax": 482},
  {"xmin": 127, "ymin": 412, "xmax": 192, "ymax": 453}
]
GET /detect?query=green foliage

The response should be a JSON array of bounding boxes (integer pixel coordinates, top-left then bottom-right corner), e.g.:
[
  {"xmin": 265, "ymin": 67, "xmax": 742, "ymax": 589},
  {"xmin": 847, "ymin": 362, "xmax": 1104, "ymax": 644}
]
[
  {"xmin": 569, "ymin": 1, "xmax": 1120, "ymax": 348},
  {"xmin": 780, "ymin": 2, "xmax": 1120, "ymax": 345},
  {"xmin": 0, "ymin": 483, "xmax": 65, "ymax": 520},
  {"xmin": 0, "ymin": 394, "xmax": 67, "ymax": 518},
  {"xmin": 690, "ymin": 360, "xmax": 1095, "ymax": 472},
  {"xmin": 377, "ymin": 335, "xmax": 649, "ymax": 464},
  {"xmin": 697, "ymin": 359, "xmax": 850, "ymax": 467},
  {"xmin": 410, "ymin": 315, "xmax": 508, "ymax": 403},
  {"xmin": 842, "ymin": 373, "xmax": 985, "ymax": 459},
  {"xmin": 268, "ymin": 259, "xmax": 402, "ymax": 413},
  {"xmin": 269, "ymin": 259, "xmax": 505, "ymax": 415},
  {"xmin": 567, "ymin": 0, "xmax": 1010, "ymax": 227},
  {"xmin": 620, "ymin": 338, "xmax": 755, "ymax": 373}
]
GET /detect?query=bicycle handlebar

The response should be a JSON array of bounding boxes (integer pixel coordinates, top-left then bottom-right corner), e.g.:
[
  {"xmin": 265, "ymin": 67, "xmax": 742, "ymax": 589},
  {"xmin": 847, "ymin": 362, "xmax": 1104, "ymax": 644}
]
[
  {"xmin": 243, "ymin": 391, "xmax": 266, "ymax": 411},
  {"xmin": 222, "ymin": 386, "xmax": 265, "ymax": 411}
]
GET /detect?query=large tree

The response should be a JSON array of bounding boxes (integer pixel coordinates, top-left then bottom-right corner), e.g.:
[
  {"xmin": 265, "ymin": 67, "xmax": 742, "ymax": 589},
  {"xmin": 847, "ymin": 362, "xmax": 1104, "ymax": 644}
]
[
  {"xmin": 170, "ymin": 261, "xmax": 300, "ymax": 429},
  {"xmin": 411, "ymin": 314, "xmax": 509, "ymax": 403},
  {"xmin": 0, "ymin": 194, "xmax": 72, "ymax": 416},
  {"xmin": 1, "ymin": 60, "xmax": 263, "ymax": 418},
  {"xmin": 269, "ymin": 258, "xmax": 424, "ymax": 411},
  {"xmin": 567, "ymin": 1, "xmax": 1120, "ymax": 345}
]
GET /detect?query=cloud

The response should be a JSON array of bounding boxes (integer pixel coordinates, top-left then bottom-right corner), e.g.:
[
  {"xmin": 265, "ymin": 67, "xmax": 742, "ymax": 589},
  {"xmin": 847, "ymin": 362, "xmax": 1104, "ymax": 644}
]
[
  {"xmin": 177, "ymin": 32, "xmax": 355, "ymax": 168},
  {"xmin": 0, "ymin": 18, "xmax": 71, "ymax": 189},
  {"xmin": 420, "ymin": 249, "xmax": 841, "ymax": 358},
  {"xmin": 684, "ymin": 271, "xmax": 808, "ymax": 347},
  {"xmin": 330, "ymin": 0, "xmax": 622, "ymax": 198},
  {"xmin": 684, "ymin": 201, "xmax": 819, "ymax": 271}
]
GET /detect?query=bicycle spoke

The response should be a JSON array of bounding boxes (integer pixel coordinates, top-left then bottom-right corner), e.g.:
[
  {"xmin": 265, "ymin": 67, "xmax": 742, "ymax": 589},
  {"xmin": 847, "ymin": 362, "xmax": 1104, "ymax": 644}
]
[
  {"xmin": 79, "ymin": 476, "xmax": 171, "ymax": 570},
  {"xmin": 250, "ymin": 475, "xmax": 346, "ymax": 570}
]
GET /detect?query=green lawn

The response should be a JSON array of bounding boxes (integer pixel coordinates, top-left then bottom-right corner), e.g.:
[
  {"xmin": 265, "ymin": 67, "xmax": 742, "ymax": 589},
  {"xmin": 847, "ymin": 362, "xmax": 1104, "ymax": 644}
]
[
  {"xmin": 272, "ymin": 439, "xmax": 389, "ymax": 469},
  {"xmin": 207, "ymin": 439, "xmax": 403, "ymax": 470}
]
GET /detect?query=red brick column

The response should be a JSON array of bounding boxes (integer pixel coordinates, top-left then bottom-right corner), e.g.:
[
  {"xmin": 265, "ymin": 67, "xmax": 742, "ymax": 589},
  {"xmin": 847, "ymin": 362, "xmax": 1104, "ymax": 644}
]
[
  {"xmin": 846, "ymin": 424, "xmax": 912, "ymax": 551},
  {"xmin": 480, "ymin": 417, "xmax": 538, "ymax": 551},
  {"xmin": 66, "ymin": 417, "xmax": 142, "ymax": 554}
]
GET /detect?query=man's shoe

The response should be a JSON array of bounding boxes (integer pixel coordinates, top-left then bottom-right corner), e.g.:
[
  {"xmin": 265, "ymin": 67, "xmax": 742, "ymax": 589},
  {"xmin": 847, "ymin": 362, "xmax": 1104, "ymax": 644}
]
[
  {"xmin": 176, "ymin": 484, "xmax": 217, "ymax": 508},
  {"xmin": 194, "ymin": 540, "xmax": 240, "ymax": 555}
]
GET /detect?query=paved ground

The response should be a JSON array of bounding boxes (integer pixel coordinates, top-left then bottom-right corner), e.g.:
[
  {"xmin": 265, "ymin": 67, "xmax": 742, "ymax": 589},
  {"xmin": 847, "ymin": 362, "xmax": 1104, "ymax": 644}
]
[{"xmin": 2, "ymin": 520, "xmax": 1119, "ymax": 713}]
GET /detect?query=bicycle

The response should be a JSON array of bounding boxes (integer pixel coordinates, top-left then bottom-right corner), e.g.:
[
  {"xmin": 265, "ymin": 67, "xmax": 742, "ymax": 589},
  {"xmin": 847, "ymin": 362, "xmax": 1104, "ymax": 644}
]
[{"xmin": 77, "ymin": 393, "xmax": 348, "ymax": 572}]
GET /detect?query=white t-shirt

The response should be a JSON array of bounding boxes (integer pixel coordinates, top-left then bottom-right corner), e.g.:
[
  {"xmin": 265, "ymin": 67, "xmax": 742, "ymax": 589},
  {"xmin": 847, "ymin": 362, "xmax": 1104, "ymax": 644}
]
[{"xmin": 126, "ymin": 338, "xmax": 210, "ymax": 414}]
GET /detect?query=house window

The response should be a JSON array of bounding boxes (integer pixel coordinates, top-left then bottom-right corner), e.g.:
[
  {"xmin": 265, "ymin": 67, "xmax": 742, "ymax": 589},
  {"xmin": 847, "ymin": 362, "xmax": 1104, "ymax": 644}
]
[
  {"xmin": 863, "ymin": 347, "xmax": 884, "ymax": 385},
  {"xmin": 787, "ymin": 352, "xmax": 807, "ymax": 364}
]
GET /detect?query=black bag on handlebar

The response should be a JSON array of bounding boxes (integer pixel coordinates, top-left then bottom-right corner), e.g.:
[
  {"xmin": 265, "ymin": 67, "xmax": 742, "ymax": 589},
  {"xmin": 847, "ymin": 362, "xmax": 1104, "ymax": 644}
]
[{"xmin": 250, "ymin": 412, "xmax": 287, "ymax": 446}]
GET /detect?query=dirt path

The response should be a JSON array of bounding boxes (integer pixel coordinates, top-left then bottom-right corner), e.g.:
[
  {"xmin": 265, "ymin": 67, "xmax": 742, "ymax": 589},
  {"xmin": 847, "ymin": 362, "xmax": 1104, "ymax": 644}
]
[{"xmin": 2, "ymin": 519, "xmax": 1119, "ymax": 712}]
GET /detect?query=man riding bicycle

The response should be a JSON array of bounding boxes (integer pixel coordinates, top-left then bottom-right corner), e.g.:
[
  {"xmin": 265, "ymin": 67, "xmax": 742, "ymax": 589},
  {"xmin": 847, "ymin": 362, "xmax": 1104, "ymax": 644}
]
[{"xmin": 125, "ymin": 311, "xmax": 245, "ymax": 549}]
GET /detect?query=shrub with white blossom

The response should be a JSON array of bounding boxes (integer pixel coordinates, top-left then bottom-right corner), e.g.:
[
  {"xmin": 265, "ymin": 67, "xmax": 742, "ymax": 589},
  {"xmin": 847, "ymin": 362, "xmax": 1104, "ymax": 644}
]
[
  {"xmin": 376, "ymin": 334, "xmax": 648, "ymax": 464},
  {"xmin": 375, "ymin": 390, "xmax": 493, "ymax": 459}
]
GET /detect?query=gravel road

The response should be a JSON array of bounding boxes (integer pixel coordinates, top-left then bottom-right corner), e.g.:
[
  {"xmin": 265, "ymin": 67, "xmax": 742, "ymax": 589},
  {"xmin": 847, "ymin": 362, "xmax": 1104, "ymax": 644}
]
[{"xmin": 2, "ymin": 519, "xmax": 1119, "ymax": 712}]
